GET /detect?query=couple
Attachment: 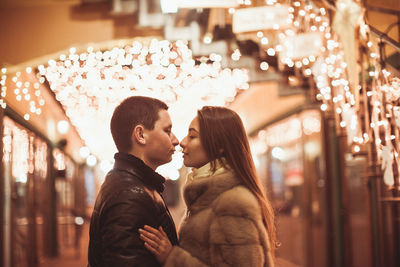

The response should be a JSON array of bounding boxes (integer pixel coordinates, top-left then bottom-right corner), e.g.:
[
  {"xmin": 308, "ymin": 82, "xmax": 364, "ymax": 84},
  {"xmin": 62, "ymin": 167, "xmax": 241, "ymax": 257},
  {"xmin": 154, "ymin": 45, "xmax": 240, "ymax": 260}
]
[{"xmin": 88, "ymin": 96, "xmax": 276, "ymax": 267}]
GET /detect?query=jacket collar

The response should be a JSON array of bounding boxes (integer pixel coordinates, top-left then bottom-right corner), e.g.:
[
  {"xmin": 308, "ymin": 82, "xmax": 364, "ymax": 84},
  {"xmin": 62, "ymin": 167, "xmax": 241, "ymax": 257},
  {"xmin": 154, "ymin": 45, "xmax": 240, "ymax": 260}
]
[{"xmin": 113, "ymin": 152, "xmax": 166, "ymax": 193}]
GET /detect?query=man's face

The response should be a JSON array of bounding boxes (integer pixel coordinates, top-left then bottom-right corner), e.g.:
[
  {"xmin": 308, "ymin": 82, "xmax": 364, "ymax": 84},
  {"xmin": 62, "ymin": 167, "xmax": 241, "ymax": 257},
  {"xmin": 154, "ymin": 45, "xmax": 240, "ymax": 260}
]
[{"xmin": 143, "ymin": 109, "xmax": 179, "ymax": 169}]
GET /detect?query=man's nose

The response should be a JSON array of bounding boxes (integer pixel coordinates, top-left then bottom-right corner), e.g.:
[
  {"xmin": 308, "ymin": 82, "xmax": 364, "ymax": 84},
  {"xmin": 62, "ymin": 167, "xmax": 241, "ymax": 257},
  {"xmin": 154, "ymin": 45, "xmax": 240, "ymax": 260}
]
[{"xmin": 171, "ymin": 133, "xmax": 179, "ymax": 146}]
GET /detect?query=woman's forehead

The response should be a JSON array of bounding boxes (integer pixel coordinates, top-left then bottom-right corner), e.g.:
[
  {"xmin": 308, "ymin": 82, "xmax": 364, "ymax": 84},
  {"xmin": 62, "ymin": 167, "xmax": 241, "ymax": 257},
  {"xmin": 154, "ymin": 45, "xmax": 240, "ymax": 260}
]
[{"xmin": 189, "ymin": 117, "xmax": 200, "ymax": 129}]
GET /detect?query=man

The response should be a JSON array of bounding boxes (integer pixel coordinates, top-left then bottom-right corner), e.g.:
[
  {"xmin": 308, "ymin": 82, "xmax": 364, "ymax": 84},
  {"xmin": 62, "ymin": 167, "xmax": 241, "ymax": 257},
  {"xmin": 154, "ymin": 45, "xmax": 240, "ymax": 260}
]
[{"xmin": 88, "ymin": 96, "xmax": 179, "ymax": 267}]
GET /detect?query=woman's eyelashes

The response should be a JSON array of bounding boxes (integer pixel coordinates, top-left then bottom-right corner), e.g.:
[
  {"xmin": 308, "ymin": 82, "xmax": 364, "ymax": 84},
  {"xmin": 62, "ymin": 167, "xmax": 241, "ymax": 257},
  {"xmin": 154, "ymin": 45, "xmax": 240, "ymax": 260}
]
[{"xmin": 188, "ymin": 134, "xmax": 196, "ymax": 139}]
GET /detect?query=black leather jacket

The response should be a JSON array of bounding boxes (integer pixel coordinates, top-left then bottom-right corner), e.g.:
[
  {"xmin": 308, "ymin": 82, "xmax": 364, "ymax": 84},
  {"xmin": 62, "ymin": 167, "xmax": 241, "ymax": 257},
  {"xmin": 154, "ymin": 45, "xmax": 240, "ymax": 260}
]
[{"xmin": 88, "ymin": 153, "xmax": 178, "ymax": 267}]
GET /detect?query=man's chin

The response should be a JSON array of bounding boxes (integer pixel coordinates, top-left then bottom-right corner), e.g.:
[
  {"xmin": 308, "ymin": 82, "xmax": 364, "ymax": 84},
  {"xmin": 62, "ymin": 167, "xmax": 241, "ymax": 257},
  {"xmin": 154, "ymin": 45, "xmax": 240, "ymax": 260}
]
[{"xmin": 159, "ymin": 157, "xmax": 173, "ymax": 166}]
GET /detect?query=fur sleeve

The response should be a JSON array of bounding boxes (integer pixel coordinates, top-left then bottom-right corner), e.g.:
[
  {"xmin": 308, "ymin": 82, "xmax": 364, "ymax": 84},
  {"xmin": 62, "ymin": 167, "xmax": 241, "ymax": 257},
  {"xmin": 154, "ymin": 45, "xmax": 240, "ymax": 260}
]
[
  {"xmin": 209, "ymin": 214, "xmax": 267, "ymax": 267},
  {"xmin": 208, "ymin": 186, "xmax": 271, "ymax": 267}
]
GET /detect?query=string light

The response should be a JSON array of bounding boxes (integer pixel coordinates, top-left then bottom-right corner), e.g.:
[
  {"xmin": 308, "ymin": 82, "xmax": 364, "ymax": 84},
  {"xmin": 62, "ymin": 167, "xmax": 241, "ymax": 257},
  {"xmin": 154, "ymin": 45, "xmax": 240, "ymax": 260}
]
[
  {"xmin": 260, "ymin": 62, "xmax": 269, "ymax": 71},
  {"xmin": 354, "ymin": 145, "xmax": 360, "ymax": 152},
  {"xmin": 267, "ymin": 48, "xmax": 276, "ymax": 56},
  {"xmin": 246, "ymin": 0, "xmax": 396, "ymax": 174},
  {"xmin": 261, "ymin": 37, "xmax": 269, "ymax": 45},
  {"xmin": 231, "ymin": 49, "xmax": 241, "ymax": 61},
  {"xmin": 0, "ymin": 1, "xmax": 397, "ymax": 187},
  {"xmin": 39, "ymin": 39, "xmax": 248, "ymax": 165}
]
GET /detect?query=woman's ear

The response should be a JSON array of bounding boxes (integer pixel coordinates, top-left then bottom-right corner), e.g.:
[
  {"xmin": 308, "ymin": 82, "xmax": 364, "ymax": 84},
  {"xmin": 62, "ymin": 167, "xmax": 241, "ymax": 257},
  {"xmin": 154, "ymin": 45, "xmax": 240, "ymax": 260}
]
[{"xmin": 132, "ymin": 125, "xmax": 146, "ymax": 145}]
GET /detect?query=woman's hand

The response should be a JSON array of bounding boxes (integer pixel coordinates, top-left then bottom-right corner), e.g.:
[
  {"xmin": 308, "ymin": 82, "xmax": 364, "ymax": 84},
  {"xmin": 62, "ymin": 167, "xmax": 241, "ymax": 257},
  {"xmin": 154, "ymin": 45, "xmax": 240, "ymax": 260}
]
[{"xmin": 139, "ymin": 225, "xmax": 173, "ymax": 264}]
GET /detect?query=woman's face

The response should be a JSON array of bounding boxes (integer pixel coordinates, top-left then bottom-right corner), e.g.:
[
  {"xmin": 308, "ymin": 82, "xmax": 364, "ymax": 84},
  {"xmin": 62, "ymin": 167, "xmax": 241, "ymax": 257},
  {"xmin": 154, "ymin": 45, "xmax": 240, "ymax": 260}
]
[{"xmin": 180, "ymin": 116, "xmax": 209, "ymax": 168}]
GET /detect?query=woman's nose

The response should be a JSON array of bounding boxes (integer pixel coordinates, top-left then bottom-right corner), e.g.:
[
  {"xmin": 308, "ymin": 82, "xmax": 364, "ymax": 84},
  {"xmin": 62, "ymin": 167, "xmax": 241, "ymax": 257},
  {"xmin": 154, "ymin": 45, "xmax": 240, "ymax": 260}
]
[{"xmin": 180, "ymin": 137, "xmax": 187, "ymax": 148}]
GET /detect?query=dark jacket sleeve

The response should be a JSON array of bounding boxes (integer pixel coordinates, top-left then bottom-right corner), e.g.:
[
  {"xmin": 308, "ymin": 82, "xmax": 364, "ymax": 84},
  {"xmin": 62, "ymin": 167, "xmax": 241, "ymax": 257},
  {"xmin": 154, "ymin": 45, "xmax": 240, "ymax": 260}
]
[{"xmin": 101, "ymin": 188, "xmax": 161, "ymax": 267}]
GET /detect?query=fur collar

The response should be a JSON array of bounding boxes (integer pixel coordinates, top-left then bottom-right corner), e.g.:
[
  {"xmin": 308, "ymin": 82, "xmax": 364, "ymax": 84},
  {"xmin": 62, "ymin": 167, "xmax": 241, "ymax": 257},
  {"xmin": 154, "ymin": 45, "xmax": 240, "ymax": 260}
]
[
  {"xmin": 183, "ymin": 170, "xmax": 242, "ymax": 214},
  {"xmin": 187, "ymin": 159, "xmax": 227, "ymax": 183}
]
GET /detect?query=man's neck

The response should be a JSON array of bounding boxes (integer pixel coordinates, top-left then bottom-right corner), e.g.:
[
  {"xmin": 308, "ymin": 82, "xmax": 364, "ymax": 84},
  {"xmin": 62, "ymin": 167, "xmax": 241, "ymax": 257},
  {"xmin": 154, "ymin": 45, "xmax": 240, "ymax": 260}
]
[{"xmin": 128, "ymin": 150, "xmax": 157, "ymax": 170}]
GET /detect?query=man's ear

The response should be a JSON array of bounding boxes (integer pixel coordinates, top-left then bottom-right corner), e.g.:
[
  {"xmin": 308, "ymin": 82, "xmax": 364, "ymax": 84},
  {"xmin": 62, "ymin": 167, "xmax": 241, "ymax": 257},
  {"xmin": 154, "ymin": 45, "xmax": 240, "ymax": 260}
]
[{"xmin": 132, "ymin": 125, "xmax": 146, "ymax": 145}]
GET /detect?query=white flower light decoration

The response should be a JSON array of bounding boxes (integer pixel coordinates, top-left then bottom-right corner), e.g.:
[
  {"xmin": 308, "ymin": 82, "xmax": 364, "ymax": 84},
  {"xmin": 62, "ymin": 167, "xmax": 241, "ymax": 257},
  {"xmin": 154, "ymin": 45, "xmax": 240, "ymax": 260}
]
[{"xmin": 40, "ymin": 39, "xmax": 248, "ymax": 176}]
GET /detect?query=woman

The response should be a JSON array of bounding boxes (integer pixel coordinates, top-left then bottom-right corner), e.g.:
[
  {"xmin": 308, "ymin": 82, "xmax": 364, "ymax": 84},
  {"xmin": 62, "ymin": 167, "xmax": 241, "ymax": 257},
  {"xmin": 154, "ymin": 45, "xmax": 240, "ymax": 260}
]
[{"xmin": 139, "ymin": 106, "xmax": 276, "ymax": 267}]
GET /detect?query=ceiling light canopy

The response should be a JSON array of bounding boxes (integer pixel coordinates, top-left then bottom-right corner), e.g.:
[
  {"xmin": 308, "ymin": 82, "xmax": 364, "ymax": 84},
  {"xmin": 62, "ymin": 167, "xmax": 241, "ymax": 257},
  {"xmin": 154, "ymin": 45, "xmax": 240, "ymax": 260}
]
[{"xmin": 39, "ymin": 39, "xmax": 248, "ymax": 176}]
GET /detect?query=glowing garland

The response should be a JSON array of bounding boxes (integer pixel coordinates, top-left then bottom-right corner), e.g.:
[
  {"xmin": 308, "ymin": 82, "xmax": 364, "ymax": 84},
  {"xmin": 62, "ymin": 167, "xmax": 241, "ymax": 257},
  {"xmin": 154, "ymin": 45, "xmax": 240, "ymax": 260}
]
[
  {"xmin": 0, "ymin": 39, "xmax": 249, "ymax": 179},
  {"xmin": 0, "ymin": 0, "xmax": 399, "ymax": 186},
  {"xmin": 0, "ymin": 67, "xmax": 46, "ymax": 121},
  {"xmin": 234, "ymin": 0, "xmax": 399, "ymax": 188}
]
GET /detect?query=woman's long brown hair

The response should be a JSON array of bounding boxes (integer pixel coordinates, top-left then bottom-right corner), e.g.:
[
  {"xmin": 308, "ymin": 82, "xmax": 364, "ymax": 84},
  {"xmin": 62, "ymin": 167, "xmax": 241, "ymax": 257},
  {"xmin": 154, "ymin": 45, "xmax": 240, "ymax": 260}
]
[{"xmin": 197, "ymin": 106, "xmax": 276, "ymax": 257}]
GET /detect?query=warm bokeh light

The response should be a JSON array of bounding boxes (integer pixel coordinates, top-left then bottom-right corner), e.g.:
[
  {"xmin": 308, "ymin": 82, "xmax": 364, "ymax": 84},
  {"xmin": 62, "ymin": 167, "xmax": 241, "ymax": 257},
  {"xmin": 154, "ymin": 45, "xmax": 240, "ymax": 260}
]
[{"xmin": 34, "ymin": 39, "xmax": 248, "ymax": 177}]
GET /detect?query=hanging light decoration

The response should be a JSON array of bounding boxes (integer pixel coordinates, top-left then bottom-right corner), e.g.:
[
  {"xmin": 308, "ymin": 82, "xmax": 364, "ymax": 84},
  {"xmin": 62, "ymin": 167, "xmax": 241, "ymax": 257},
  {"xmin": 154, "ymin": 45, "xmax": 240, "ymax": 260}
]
[
  {"xmin": 234, "ymin": 0, "xmax": 399, "ymax": 189},
  {"xmin": 34, "ymin": 39, "xmax": 248, "ymax": 175}
]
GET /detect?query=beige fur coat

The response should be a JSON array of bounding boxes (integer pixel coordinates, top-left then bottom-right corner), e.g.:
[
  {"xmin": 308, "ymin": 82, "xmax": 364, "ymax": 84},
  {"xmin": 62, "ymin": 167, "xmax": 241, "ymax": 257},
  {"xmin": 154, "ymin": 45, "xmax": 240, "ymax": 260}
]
[{"xmin": 164, "ymin": 170, "xmax": 274, "ymax": 267}]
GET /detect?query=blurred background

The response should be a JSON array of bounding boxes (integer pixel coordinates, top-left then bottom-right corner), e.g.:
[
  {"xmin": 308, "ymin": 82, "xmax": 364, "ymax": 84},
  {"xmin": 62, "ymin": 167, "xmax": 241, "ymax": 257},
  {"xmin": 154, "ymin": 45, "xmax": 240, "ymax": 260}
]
[{"xmin": 0, "ymin": 1, "xmax": 399, "ymax": 267}]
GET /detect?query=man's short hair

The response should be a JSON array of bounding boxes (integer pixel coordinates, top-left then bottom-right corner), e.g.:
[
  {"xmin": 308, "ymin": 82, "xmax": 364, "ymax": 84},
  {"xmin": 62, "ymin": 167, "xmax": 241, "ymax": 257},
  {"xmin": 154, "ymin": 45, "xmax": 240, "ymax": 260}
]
[{"xmin": 110, "ymin": 96, "xmax": 168, "ymax": 152}]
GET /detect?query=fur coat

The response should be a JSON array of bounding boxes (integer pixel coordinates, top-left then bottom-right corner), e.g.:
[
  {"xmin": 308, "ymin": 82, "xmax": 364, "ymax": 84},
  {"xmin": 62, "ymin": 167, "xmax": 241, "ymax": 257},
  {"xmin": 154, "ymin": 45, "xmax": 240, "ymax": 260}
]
[{"xmin": 164, "ymin": 169, "xmax": 274, "ymax": 267}]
